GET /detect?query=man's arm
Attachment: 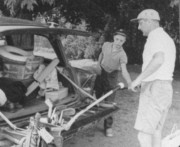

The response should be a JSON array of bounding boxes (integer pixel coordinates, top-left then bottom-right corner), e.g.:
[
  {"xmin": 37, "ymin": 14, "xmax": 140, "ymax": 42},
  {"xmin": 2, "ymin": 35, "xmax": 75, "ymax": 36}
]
[
  {"xmin": 130, "ymin": 51, "xmax": 164, "ymax": 91},
  {"xmin": 121, "ymin": 63, "xmax": 132, "ymax": 87}
]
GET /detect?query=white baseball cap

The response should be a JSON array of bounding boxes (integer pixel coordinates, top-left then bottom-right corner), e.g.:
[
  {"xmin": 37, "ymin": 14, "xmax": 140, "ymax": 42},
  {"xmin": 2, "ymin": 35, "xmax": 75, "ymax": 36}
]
[
  {"xmin": 131, "ymin": 9, "xmax": 160, "ymax": 22},
  {"xmin": 0, "ymin": 89, "xmax": 7, "ymax": 106}
]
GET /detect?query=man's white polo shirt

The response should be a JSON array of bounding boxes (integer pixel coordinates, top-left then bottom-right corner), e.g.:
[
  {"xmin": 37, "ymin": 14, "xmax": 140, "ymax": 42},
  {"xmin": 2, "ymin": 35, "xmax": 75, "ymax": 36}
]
[{"xmin": 142, "ymin": 27, "xmax": 176, "ymax": 82}]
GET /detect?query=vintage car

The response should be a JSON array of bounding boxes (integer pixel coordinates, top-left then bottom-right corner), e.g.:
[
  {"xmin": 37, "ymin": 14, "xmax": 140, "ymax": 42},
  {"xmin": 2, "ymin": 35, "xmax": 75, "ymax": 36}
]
[{"xmin": 0, "ymin": 16, "xmax": 120, "ymax": 147}]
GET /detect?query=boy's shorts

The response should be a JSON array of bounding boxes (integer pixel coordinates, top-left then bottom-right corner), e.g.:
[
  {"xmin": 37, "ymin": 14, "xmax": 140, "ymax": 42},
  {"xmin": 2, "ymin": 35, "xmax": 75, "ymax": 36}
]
[{"xmin": 134, "ymin": 80, "xmax": 173, "ymax": 134}]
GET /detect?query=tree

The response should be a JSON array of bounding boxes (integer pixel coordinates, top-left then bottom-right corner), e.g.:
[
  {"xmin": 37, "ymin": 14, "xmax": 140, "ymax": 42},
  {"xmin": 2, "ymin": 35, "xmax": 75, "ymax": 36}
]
[{"xmin": 1, "ymin": 0, "xmax": 180, "ymax": 67}]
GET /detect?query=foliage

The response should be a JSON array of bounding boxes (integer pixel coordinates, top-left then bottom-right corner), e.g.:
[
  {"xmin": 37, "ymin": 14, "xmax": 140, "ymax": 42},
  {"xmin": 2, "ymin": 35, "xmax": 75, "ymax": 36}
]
[
  {"xmin": 63, "ymin": 34, "xmax": 102, "ymax": 61},
  {"xmin": 1, "ymin": 0, "xmax": 180, "ymax": 66},
  {"xmin": 3, "ymin": 0, "xmax": 55, "ymax": 16}
]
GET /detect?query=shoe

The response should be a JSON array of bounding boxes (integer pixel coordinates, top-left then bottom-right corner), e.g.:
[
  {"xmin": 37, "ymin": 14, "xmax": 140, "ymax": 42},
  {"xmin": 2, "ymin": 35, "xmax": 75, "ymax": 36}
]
[{"xmin": 105, "ymin": 128, "xmax": 113, "ymax": 137}]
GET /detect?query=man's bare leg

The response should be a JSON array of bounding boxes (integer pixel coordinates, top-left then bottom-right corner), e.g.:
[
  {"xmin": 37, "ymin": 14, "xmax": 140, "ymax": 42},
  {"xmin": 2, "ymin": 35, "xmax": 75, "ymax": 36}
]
[
  {"xmin": 152, "ymin": 109, "xmax": 168, "ymax": 147},
  {"xmin": 152, "ymin": 130, "xmax": 162, "ymax": 147},
  {"xmin": 138, "ymin": 131, "xmax": 152, "ymax": 147}
]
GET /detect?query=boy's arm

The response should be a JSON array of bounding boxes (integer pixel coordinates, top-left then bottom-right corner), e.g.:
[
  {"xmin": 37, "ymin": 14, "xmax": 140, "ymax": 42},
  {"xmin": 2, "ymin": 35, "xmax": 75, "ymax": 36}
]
[{"xmin": 120, "ymin": 63, "xmax": 132, "ymax": 87}]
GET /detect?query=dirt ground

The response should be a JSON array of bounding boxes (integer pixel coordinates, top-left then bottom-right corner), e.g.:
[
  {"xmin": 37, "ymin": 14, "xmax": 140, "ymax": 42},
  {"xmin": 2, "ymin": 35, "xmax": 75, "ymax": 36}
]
[{"xmin": 64, "ymin": 65, "xmax": 180, "ymax": 147}]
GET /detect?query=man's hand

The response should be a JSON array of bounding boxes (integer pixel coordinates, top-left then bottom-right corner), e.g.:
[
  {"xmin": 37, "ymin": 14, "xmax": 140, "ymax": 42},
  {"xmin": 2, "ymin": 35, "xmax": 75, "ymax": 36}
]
[
  {"xmin": 127, "ymin": 82, "xmax": 132, "ymax": 89},
  {"xmin": 129, "ymin": 78, "xmax": 141, "ymax": 92}
]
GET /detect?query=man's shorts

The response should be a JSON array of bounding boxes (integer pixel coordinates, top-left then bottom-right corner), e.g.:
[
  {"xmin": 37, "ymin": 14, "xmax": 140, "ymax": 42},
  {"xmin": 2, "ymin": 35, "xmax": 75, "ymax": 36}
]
[{"xmin": 134, "ymin": 80, "xmax": 173, "ymax": 134}]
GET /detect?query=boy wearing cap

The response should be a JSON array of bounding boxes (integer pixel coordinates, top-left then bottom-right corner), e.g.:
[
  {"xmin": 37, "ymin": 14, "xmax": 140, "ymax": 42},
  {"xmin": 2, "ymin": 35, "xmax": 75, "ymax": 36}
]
[
  {"xmin": 130, "ymin": 9, "xmax": 176, "ymax": 147},
  {"xmin": 95, "ymin": 29, "xmax": 132, "ymax": 137}
]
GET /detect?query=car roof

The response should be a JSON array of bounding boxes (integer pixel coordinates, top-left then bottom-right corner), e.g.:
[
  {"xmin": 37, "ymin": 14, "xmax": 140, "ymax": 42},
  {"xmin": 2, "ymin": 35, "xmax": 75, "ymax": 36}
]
[
  {"xmin": 0, "ymin": 17, "xmax": 91, "ymax": 37},
  {"xmin": 0, "ymin": 28, "xmax": 91, "ymax": 37},
  {"xmin": 0, "ymin": 16, "xmax": 47, "ymax": 27}
]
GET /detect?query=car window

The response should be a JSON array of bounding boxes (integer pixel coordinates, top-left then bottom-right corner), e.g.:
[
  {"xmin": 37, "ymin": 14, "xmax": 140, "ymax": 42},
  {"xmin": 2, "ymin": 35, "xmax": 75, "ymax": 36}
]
[
  {"xmin": 62, "ymin": 35, "xmax": 100, "ymax": 61},
  {"xmin": 5, "ymin": 34, "xmax": 34, "ymax": 50},
  {"xmin": 0, "ymin": 32, "xmax": 57, "ymax": 60},
  {"xmin": 33, "ymin": 35, "xmax": 57, "ymax": 59}
]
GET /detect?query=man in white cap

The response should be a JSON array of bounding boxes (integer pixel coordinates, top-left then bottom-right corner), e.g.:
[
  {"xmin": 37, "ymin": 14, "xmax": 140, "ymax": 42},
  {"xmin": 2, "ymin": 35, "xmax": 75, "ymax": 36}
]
[{"xmin": 130, "ymin": 9, "xmax": 176, "ymax": 147}]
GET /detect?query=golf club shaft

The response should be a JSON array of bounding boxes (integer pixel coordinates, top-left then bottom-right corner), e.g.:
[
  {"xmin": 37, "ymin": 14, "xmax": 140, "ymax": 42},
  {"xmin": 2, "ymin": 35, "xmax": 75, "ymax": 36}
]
[{"xmin": 64, "ymin": 83, "xmax": 125, "ymax": 130}]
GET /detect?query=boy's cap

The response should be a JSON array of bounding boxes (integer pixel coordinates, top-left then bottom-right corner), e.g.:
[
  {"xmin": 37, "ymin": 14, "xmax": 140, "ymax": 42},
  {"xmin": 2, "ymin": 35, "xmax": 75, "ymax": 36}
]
[
  {"xmin": 114, "ymin": 29, "xmax": 126, "ymax": 37},
  {"xmin": 131, "ymin": 9, "xmax": 160, "ymax": 22}
]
